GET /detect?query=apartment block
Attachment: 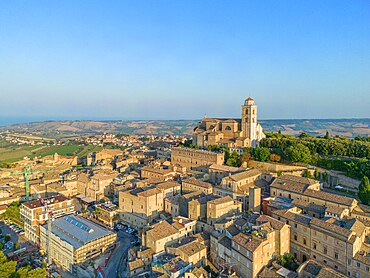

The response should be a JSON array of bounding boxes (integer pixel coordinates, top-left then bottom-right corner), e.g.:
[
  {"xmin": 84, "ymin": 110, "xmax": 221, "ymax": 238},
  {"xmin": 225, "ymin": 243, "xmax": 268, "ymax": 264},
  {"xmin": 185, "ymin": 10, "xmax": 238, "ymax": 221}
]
[{"xmin": 20, "ymin": 195, "xmax": 74, "ymax": 243}]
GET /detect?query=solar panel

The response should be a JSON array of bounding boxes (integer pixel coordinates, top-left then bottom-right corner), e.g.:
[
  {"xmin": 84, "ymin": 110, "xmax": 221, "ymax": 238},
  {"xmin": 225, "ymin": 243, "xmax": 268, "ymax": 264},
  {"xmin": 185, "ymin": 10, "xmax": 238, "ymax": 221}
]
[{"xmin": 64, "ymin": 216, "xmax": 94, "ymax": 233}]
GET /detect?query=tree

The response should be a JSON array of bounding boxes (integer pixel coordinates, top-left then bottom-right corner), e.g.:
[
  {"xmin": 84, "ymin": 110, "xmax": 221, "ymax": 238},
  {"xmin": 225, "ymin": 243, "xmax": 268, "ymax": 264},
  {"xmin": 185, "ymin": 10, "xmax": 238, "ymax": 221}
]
[
  {"xmin": 278, "ymin": 252, "xmax": 299, "ymax": 271},
  {"xmin": 358, "ymin": 176, "xmax": 370, "ymax": 205},
  {"xmin": 324, "ymin": 131, "xmax": 330, "ymax": 139},
  {"xmin": 302, "ymin": 169, "xmax": 313, "ymax": 178},
  {"xmin": 286, "ymin": 143, "xmax": 311, "ymax": 163},
  {"xmin": 253, "ymin": 147, "xmax": 270, "ymax": 162},
  {"xmin": 314, "ymin": 169, "xmax": 320, "ymax": 180},
  {"xmin": 241, "ymin": 148, "xmax": 253, "ymax": 164},
  {"xmin": 270, "ymin": 153, "xmax": 281, "ymax": 162},
  {"xmin": 226, "ymin": 151, "xmax": 241, "ymax": 167},
  {"xmin": 25, "ymin": 268, "xmax": 46, "ymax": 278}
]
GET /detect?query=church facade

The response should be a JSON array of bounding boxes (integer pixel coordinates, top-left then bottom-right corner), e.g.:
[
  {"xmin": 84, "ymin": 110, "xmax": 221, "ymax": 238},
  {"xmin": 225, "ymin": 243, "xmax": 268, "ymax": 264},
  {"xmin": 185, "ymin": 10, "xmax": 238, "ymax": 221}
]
[{"xmin": 192, "ymin": 98, "xmax": 265, "ymax": 149}]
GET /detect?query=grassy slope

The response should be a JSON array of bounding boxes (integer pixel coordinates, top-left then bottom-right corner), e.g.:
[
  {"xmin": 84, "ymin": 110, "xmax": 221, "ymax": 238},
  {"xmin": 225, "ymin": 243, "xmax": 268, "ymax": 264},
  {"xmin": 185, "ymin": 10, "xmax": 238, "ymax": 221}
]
[{"xmin": 0, "ymin": 140, "xmax": 103, "ymax": 163}]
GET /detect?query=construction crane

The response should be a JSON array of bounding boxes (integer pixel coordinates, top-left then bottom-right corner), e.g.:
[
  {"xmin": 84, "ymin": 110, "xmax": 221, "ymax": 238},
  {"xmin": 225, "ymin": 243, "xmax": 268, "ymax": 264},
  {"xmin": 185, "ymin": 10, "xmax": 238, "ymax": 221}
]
[
  {"xmin": 10, "ymin": 165, "xmax": 57, "ymax": 201},
  {"xmin": 10, "ymin": 165, "xmax": 94, "ymax": 201}
]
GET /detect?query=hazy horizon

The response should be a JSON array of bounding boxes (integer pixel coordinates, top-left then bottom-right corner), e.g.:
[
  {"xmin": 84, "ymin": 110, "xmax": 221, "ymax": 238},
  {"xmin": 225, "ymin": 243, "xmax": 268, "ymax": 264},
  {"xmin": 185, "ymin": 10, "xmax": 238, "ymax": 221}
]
[
  {"xmin": 1, "ymin": 115, "xmax": 370, "ymax": 128},
  {"xmin": 1, "ymin": 1, "xmax": 370, "ymax": 120}
]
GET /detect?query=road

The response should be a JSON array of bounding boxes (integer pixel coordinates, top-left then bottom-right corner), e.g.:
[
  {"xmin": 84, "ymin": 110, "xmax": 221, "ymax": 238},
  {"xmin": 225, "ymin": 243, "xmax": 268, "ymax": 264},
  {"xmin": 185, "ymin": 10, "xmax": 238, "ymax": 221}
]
[
  {"xmin": 104, "ymin": 230, "xmax": 134, "ymax": 278},
  {"xmin": 0, "ymin": 222, "xmax": 32, "ymax": 255}
]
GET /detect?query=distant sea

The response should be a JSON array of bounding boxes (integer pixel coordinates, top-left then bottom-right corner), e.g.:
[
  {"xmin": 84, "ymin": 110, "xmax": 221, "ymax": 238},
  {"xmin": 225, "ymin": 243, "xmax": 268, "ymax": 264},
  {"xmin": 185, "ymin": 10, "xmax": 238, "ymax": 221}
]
[
  {"xmin": 0, "ymin": 116, "xmax": 128, "ymax": 126},
  {"xmin": 0, "ymin": 116, "xmax": 55, "ymax": 126}
]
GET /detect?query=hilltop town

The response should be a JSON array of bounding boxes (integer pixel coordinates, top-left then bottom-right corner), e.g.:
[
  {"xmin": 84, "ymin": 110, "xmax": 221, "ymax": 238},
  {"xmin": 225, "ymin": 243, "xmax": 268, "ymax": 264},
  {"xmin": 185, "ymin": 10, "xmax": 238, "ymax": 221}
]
[{"xmin": 0, "ymin": 98, "xmax": 369, "ymax": 278}]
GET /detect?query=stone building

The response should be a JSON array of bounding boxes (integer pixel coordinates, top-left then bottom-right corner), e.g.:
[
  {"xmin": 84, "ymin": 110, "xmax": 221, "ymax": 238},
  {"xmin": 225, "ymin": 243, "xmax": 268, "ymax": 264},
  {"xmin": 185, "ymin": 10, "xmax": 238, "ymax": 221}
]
[
  {"xmin": 230, "ymin": 216, "xmax": 290, "ymax": 278},
  {"xmin": 210, "ymin": 215, "xmax": 290, "ymax": 278},
  {"xmin": 193, "ymin": 98, "xmax": 265, "ymax": 148},
  {"xmin": 182, "ymin": 178, "xmax": 213, "ymax": 195},
  {"xmin": 272, "ymin": 207, "xmax": 370, "ymax": 277},
  {"xmin": 143, "ymin": 217, "xmax": 197, "ymax": 253},
  {"xmin": 270, "ymin": 175, "xmax": 358, "ymax": 212},
  {"xmin": 171, "ymin": 147, "xmax": 224, "ymax": 172},
  {"xmin": 119, "ymin": 181, "xmax": 180, "ymax": 228},
  {"xmin": 214, "ymin": 169, "xmax": 262, "ymax": 210},
  {"xmin": 207, "ymin": 196, "xmax": 242, "ymax": 226}
]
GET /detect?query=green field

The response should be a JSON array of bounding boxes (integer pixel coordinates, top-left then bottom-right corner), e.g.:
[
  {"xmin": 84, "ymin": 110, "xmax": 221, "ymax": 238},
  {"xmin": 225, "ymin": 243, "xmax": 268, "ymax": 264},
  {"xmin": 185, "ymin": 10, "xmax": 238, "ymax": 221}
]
[{"xmin": 0, "ymin": 140, "xmax": 103, "ymax": 163}]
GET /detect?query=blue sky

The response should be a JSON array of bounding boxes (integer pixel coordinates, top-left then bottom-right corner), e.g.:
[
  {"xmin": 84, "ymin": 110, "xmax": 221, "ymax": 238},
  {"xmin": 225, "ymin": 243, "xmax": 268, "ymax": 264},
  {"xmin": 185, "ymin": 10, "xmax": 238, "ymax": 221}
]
[{"xmin": 0, "ymin": 0, "xmax": 369, "ymax": 121}]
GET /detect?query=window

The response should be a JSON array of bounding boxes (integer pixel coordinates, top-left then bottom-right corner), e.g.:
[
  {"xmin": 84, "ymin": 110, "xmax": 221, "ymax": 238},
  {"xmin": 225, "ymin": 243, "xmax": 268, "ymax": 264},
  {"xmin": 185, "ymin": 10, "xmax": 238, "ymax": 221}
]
[
  {"xmin": 294, "ymin": 223, "xmax": 297, "ymax": 228},
  {"xmin": 225, "ymin": 126, "xmax": 232, "ymax": 131},
  {"xmin": 335, "ymin": 265, "xmax": 338, "ymax": 270},
  {"xmin": 324, "ymin": 247, "xmax": 327, "ymax": 254},
  {"xmin": 294, "ymin": 235, "xmax": 297, "ymax": 241},
  {"xmin": 335, "ymin": 252, "xmax": 338, "ymax": 259},
  {"xmin": 313, "ymin": 243, "xmax": 316, "ymax": 250},
  {"xmin": 366, "ymin": 266, "xmax": 369, "ymax": 272},
  {"xmin": 357, "ymin": 262, "xmax": 361, "ymax": 268},
  {"xmin": 303, "ymin": 238, "xmax": 307, "ymax": 245},
  {"xmin": 348, "ymin": 259, "xmax": 351, "ymax": 265},
  {"xmin": 313, "ymin": 255, "xmax": 316, "ymax": 259},
  {"xmin": 324, "ymin": 260, "xmax": 327, "ymax": 264}
]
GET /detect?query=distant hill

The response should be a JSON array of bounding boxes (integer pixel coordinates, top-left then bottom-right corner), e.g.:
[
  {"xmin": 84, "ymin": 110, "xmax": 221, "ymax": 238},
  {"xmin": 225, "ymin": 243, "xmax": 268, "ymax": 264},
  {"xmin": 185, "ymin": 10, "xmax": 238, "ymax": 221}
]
[{"xmin": 0, "ymin": 118, "xmax": 369, "ymax": 138}]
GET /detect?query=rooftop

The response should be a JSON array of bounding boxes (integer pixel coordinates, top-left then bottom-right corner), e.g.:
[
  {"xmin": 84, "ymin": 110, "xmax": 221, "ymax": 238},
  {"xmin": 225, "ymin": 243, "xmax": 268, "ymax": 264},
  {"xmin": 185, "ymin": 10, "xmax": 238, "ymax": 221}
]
[
  {"xmin": 172, "ymin": 147, "xmax": 223, "ymax": 155},
  {"xmin": 270, "ymin": 174, "xmax": 319, "ymax": 194},
  {"xmin": 228, "ymin": 169, "xmax": 262, "ymax": 182},
  {"xmin": 303, "ymin": 189, "xmax": 356, "ymax": 207},
  {"xmin": 157, "ymin": 181, "xmax": 181, "ymax": 190},
  {"xmin": 207, "ymin": 195, "xmax": 235, "ymax": 206},
  {"xmin": 183, "ymin": 177, "xmax": 212, "ymax": 189},
  {"xmin": 22, "ymin": 195, "xmax": 70, "ymax": 209},
  {"xmin": 147, "ymin": 221, "xmax": 178, "ymax": 241},
  {"xmin": 209, "ymin": 164, "xmax": 242, "ymax": 173},
  {"xmin": 43, "ymin": 215, "xmax": 115, "ymax": 249},
  {"xmin": 177, "ymin": 241, "xmax": 206, "ymax": 256},
  {"xmin": 232, "ymin": 232, "xmax": 264, "ymax": 252}
]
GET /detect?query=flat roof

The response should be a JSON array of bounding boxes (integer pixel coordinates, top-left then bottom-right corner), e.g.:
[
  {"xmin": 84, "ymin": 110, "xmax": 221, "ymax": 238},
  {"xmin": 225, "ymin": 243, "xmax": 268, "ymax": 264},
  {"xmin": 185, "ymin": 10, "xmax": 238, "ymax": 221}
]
[{"xmin": 43, "ymin": 215, "xmax": 115, "ymax": 249}]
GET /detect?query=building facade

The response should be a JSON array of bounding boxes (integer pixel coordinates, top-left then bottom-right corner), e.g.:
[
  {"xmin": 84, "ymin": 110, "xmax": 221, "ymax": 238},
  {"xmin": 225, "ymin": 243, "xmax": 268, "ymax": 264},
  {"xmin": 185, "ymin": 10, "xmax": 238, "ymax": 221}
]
[
  {"xmin": 39, "ymin": 215, "xmax": 116, "ymax": 272},
  {"xmin": 20, "ymin": 195, "xmax": 74, "ymax": 243},
  {"xmin": 171, "ymin": 147, "xmax": 224, "ymax": 172}
]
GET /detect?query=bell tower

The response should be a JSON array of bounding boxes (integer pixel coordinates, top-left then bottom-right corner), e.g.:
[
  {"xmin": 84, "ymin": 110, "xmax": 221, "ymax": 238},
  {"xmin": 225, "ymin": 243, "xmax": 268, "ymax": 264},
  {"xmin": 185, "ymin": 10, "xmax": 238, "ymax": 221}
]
[{"xmin": 241, "ymin": 97, "xmax": 258, "ymax": 147}]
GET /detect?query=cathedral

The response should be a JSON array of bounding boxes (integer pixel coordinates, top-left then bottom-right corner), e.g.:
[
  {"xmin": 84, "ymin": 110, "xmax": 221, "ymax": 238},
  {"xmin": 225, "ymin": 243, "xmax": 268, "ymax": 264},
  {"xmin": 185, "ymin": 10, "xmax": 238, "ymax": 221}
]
[{"xmin": 192, "ymin": 97, "xmax": 265, "ymax": 149}]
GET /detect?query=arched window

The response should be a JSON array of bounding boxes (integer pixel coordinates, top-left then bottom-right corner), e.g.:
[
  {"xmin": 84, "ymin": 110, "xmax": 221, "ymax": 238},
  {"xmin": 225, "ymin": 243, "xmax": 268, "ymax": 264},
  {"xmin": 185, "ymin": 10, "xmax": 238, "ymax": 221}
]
[
  {"xmin": 225, "ymin": 126, "xmax": 232, "ymax": 131},
  {"xmin": 209, "ymin": 125, "xmax": 215, "ymax": 130}
]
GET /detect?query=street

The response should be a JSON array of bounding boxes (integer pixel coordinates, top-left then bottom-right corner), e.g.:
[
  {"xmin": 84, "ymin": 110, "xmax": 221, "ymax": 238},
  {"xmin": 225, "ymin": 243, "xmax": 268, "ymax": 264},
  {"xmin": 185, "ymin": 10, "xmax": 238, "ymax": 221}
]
[
  {"xmin": 0, "ymin": 221, "xmax": 32, "ymax": 255},
  {"xmin": 104, "ymin": 230, "xmax": 134, "ymax": 278}
]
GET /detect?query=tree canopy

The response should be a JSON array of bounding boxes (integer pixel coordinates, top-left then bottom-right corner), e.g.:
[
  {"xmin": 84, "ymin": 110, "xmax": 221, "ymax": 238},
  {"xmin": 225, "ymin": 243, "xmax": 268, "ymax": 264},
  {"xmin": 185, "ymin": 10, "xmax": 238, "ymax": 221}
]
[
  {"xmin": 358, "ymin": 176, "xmax": 370, "ymax": 205},
  {"xmin": 0, "ymin": 251, "xmax": 46, "ymax": 278}
]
